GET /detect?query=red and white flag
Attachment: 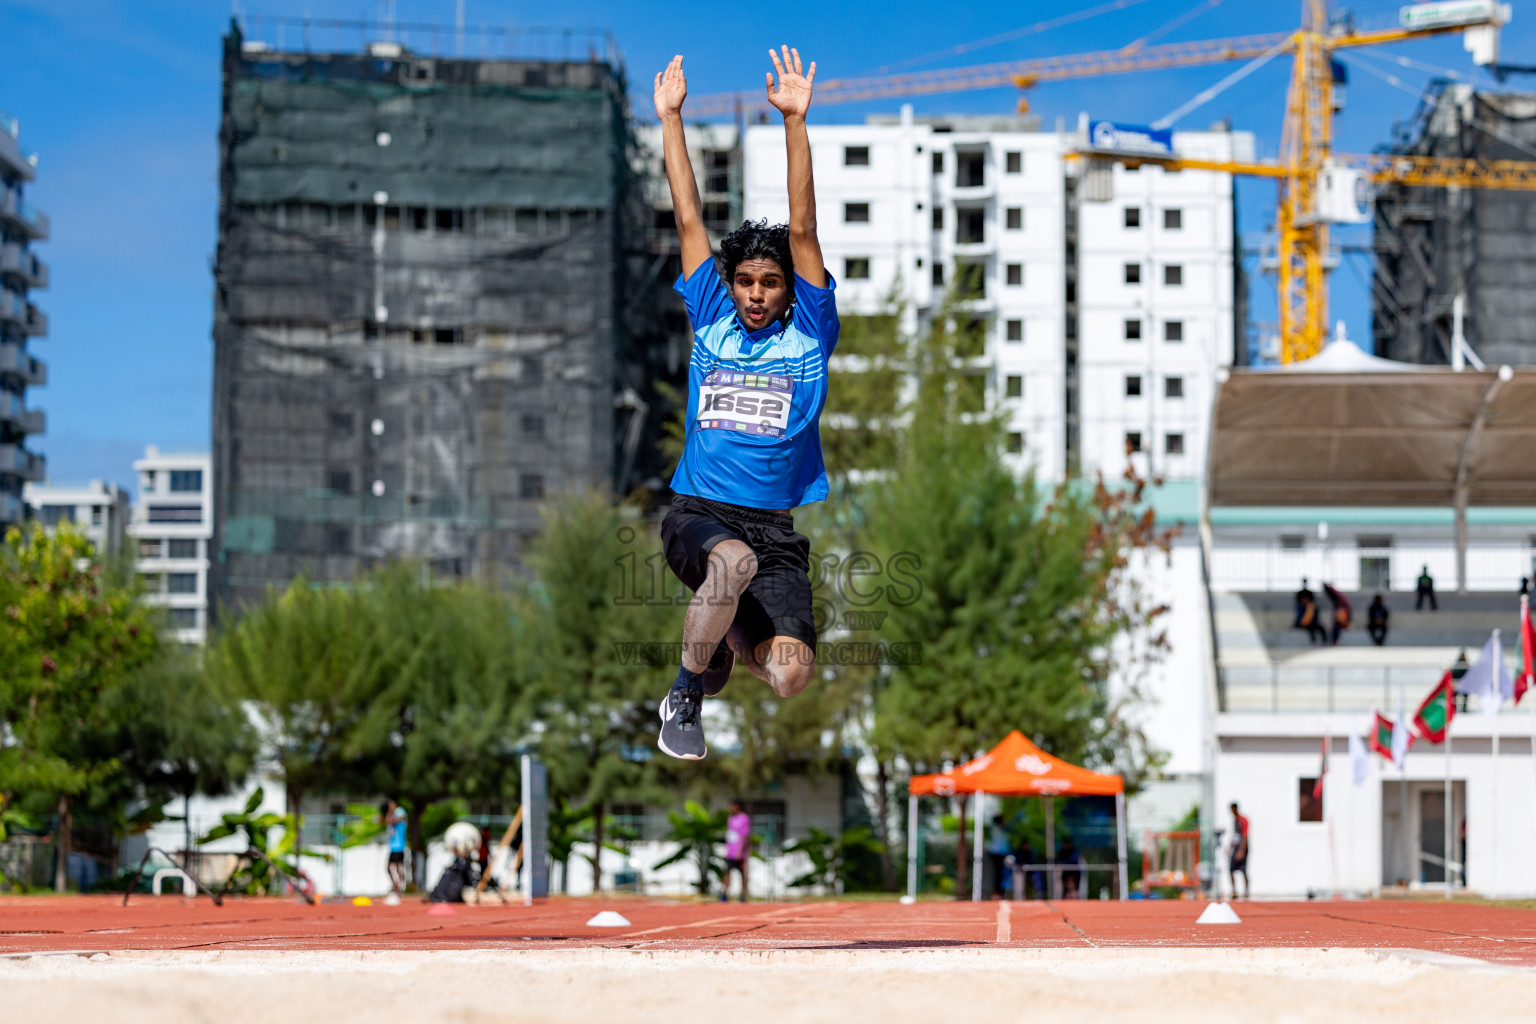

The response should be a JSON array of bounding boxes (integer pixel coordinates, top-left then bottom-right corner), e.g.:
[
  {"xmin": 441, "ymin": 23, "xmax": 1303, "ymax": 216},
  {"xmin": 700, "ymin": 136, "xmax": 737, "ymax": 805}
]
[
  {"xmin": 1518, "ymin": 595, "xmax": 1535, "ymax": 705},
  {"xmin": 1312, "ymin": 736, "xmax": 1328, "ymax": 801}
]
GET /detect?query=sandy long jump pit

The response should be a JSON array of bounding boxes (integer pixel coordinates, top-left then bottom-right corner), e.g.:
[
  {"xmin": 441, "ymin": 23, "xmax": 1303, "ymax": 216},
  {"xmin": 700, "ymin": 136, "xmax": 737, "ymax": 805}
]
[{"xmin": 5, "ymin": 896, "xmax": 1536, "ymax": 1022}]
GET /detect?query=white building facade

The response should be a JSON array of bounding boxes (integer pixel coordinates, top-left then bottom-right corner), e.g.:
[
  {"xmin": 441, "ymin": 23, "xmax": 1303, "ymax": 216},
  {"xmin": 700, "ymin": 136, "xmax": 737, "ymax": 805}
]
[
  {"xmin": 22, "ymin": 479, "xmax": 130, "ymax": 556},
  {"xmin": 129, "ymin": 446, "xmax": 212, "ymax": 644}
]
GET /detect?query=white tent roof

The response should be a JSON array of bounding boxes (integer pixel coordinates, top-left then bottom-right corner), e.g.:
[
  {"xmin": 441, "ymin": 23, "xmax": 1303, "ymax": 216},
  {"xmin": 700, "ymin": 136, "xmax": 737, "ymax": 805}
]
[{"xmin": 1273, "ymin": 336, "xmax": 1432, "ymax": 375}]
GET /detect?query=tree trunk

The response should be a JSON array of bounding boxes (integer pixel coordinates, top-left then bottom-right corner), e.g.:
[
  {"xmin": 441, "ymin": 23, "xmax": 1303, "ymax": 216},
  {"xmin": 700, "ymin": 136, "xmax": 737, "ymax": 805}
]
[
  {"xmin": 54, "ymin": 793, "xmax": 71, "ymax": 893},
  {"xmin": 874, "ymin": 760, "xmax": 894, "ymax": 890},
  {"xmin": 590, "ymin": 800, "xmax": 605, "ymax": 895},
  {"xmin": 954, "ymin": 795, "xmax": 968, "ymax": 899}
]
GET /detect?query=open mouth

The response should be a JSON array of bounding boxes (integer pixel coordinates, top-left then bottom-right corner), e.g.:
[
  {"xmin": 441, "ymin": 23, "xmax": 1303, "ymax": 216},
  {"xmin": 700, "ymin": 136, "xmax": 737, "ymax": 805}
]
[{"xmin": 746, "ymin": 307, "xmax": 767, "ymax": 322}]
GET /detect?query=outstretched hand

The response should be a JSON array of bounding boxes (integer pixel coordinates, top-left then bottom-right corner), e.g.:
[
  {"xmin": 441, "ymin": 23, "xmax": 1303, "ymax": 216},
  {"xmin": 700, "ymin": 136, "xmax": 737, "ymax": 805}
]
[
  {"xmin": 654, "ymin": 54, "xmax": 687, "ymax": 119},
  {"xmin": 766, "ymin": 45, "xmax": 815, "ymax": 119}
]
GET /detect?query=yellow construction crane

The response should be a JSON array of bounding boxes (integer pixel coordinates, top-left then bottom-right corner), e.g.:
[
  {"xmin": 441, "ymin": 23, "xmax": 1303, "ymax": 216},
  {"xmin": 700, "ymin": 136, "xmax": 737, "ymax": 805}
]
[{"xmin": 689, "ymin": 2, "xmax": 1526, "ymax": 362}]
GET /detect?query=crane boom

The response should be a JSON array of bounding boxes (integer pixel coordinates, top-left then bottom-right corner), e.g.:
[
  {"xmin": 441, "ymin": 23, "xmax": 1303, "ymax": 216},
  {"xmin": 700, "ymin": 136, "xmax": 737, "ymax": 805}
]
[{"xmin": 1084, "ymin": 152, "xmax": 1536, "ymax": 190}]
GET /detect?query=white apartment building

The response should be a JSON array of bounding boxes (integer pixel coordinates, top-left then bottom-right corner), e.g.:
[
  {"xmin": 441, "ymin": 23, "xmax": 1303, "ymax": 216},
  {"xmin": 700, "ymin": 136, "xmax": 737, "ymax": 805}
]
[
  {"xmin": 22, "ymin": 479, "xmax": 130, "ymax": 556},
  {"xmin": 742, "ymin": 108, "xmax": 1251, "ymax": 489},
  {"xmin": 129, "ymin": 446, "xmax": 212, "ymax": 644}
]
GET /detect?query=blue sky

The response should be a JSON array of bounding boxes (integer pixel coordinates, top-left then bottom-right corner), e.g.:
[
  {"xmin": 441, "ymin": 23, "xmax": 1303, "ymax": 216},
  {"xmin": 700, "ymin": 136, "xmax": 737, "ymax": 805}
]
[{"xmin": 4, "ymin": 0, "xmax": 1533, "ymax": 491}]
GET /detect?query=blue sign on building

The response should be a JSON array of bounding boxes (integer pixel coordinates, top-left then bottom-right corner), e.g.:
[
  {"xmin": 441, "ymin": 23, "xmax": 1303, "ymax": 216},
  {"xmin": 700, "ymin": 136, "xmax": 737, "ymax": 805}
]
[{"xmin": 1088, "ymin": 121, "xmax": 1175, "ymax": 157}]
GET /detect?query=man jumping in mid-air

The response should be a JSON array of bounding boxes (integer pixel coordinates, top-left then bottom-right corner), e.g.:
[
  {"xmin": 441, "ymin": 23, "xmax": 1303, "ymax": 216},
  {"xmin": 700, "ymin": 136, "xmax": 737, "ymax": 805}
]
[{"xmin": 653, "ymin": 47, "xmax": 837, "ymax": 760}]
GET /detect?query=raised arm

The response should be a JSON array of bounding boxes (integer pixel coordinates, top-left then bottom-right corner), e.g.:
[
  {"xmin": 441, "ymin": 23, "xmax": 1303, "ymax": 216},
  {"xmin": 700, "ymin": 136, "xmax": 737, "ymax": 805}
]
[
  {"xmin": 767, "ymin": 46, "xmax": 825, "ymax": 287},
  {"xmin": 654, "ymin": 55, "xmax": 713, "ymax": 278}
]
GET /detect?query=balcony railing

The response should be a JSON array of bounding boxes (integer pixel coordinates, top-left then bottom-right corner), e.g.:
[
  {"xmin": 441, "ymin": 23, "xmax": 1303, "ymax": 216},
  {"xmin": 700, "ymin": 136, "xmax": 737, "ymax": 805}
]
[
  {"xmin": 0, "ymin": 444, "xmax": 44, "ymax": 482},
  {"xmin": 0, "ymin": 243, "xmax": 47, "ymax": 288},
  {"xmin": 0, "ymin": 342, "xmax": 44, "ymax": 385},
  {"xmin": 1210, "ymin": 542, "xmax": 1532, "ymax": 593},
  {"xmin": 1220, "ymin": 663, "xmax": 1510, "ymax": 714},
  {"xmin": 0, "ymin": 189, "xmax": 48, "ymax": 238}
]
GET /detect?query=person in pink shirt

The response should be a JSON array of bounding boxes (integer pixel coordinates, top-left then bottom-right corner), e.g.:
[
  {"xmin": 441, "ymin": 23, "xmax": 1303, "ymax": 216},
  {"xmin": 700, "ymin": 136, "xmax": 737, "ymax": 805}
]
[{"xmin": 721, "ymin": 800, "xmax": 751, "ymax": 902}]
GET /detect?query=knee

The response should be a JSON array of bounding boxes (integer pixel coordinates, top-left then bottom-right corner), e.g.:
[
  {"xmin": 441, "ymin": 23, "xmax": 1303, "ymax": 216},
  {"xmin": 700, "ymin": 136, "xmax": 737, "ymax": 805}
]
[
  {"xmin": 763, "ymin": 641, "xmax": 815, "ymax": 698},
  {"xmin": 703, "ymin": 540, "xmax": 758, "ymax": 597}
]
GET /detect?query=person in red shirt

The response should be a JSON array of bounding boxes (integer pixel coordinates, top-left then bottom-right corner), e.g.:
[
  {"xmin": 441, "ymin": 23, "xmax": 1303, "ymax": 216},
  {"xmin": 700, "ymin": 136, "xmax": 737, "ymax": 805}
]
[{"xmin": 1229, "ymin": 802, "xmax": 1250, "ymax": 899}]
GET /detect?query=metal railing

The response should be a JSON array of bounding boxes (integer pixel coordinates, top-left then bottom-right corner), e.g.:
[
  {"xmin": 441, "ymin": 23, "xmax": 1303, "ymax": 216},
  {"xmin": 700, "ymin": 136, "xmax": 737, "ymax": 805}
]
[
  {"xmin": 1211, "ymin": 542, "xmax": 1532, "ymax": 593},
  {"xmin": 1219, "ymin": 664, "xmax": 1509, "ymax": 713}
]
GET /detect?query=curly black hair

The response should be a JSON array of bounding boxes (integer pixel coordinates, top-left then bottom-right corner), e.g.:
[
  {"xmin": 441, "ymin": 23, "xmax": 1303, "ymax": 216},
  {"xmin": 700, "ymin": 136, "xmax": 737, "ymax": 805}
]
[{"xmin": 718, "ymin": 218, "xmax": 793, "ymax": 283}]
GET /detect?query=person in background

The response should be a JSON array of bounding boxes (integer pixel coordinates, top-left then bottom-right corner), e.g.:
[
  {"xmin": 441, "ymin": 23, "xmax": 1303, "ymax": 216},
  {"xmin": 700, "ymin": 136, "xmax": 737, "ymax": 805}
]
[
  {"xmin": 1324, "ymin": 582, "xmax": 1351, "ymax": 645},
  {"xmin": 381, "ymin": 798, "xmax": 407, "ymax": 905},
  {"xmin": 1015, "ymin": 836, "xmax": 1041, "ymax": 900},
  {"xmin": 1057, "ymin": 837, "xmax": 1085, "ymax": 899},
  {"xmin": 986, "ymin": 814, "xmax": 1011, "ymax": 900},
  {"xmin": 1300, "ymin": 594, "xmax": 1328, "ymax": 646},
  {"xmin": 1294, "ymin": 577, "xmax": 1315, "ymax": 628},
  {"xmin": 1520, "ymin": 577, "xmax": 1530, "ymax": 596},
  {"xmin": 1367, "ymin": 594, "xmax": 1390, "ymax": 646},
  {"xmin": 1452, "ymin": 648, "xmax": 1471, "ymax": 712},
  {"xmin": 1229, "ymin": 802, "xmax": 1250, "ymax": 900},
  {"xmin": 1416, "ymin": 565, "xmax": 1437, "ymax": 610},
  {"xmin": 721, "ymin": 799, "xmax": 751, "ymax": 902}
]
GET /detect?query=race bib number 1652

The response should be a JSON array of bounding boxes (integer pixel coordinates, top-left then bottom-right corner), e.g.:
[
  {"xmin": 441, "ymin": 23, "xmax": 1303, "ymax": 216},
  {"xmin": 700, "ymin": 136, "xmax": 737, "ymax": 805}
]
[{"xmin": 697, "ymin": 370, "xmax": 794, "ymax": 438}]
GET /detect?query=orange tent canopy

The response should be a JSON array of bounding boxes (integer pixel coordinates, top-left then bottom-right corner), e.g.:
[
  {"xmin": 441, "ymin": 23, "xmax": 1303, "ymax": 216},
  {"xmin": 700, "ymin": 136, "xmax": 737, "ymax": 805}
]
[{"xmin": 907, "ymin": 730, "xmax": 1123, "ymax": 797}]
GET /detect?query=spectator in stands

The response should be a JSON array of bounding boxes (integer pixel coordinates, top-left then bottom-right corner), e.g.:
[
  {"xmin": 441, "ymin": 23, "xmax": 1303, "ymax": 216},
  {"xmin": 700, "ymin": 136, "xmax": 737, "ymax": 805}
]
[
  {"xmin": 1416, "ymin": 565, "xmax": 1437, "ymax": 610},
  {"xmin": 1367, "ymin": 594, "xmax": 1390, "ymax": 646},
  {"xmin": 1294, "ymin": 577, "xmax": 1315, "ymax": 628},
  {"xmin": 1520, "ymin": 577, "xmax": 1530, "ymax": 596},
  {"xmin": 1324, "ymin": 583, "xmax": 1351, "ymax": 645},
  {"xmin": 1452, "ymin": 648, "xmax": 1471, "ymax": 712},
  {"xmin": 1300, "ymin": 594, "xmax": 1328, "ymax": 646}
]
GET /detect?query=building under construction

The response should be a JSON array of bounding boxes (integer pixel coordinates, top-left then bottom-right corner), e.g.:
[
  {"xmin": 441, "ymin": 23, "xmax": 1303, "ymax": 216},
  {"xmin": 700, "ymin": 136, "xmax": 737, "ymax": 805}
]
[
  {"xmin": 1373, "ymin": 84, "xmax": 1536, "ymax": 367},
  {"xmin": 212, "ymin": 26, "xmax": 674, "ymax": 609}
]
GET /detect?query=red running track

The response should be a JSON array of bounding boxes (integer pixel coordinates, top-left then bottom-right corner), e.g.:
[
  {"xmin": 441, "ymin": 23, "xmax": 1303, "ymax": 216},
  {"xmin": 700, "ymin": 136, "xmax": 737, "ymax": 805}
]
[{"xmin": 3, "ymin": 896, "xmax": 1536, "ymax": 965}]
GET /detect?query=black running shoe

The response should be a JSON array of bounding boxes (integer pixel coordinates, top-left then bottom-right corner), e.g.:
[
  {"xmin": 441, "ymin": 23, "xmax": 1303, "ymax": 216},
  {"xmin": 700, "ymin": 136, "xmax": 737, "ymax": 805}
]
[
  {"xmin": 701, "ymin": 640, "xmax": 735, "ymax": 697},
  {"xmin": 658, "ymin": 673, "xmax": 707, "ymax": 760}
]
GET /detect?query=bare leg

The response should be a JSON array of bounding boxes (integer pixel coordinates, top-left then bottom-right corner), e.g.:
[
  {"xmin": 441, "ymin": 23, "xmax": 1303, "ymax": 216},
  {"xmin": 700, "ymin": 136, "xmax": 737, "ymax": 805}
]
[
  {"xmin": 733, "ymin": 636, "xmax": 816, "ymax": 698},
  {"xmin": 681, "ymin": 540, "xmax": 757, "ymax": 674}
]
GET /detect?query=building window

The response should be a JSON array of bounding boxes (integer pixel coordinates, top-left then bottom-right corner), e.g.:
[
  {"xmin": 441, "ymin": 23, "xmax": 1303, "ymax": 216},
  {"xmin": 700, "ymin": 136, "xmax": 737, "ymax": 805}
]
[
  {"xmin": 1165, "ymin": 376, "xmax": 1184, "ymax": 398},
  {"xmin": 1005, "ymin": 375, "xmax": 1023, "ymax": 398},
  {"xmin": 168, "ymin": 538, "xmax": 198, "ymax": 559},
  {"xmin": 139, "ymin": 573, "xmax": 164, "ymax": 594},
  {"xmin": 142, "ymin": 471, "xmax": 156, "ymax": 493},
  {"xmin": 1006, "ymin": 319, "xmax": 1023, "ymax": 342},
  {"xmin": 330, "ymin": 411, "xmax": 354, "ymax": 436},
  {"xmin": 168, "ymin": 470, "xmax": 203, "ymax": 492},
  {"xmin": 1165, "ymin": 433, "xmax": 1185, "ymax": 455},
  {"xmin": 956, "ymin": 207, "xmax": 984, "ymax": 244},
  {"xmin": 148, "ymin": 505, "xmax": 202, "ymax": 524},
  {"xmin": 1006, "ymin": 263, "xmax": 1023, "ymax": 286},
  {"xmin": 1125, "ymin": 432, "xmax": 1143, "ymax": 453},
  {"xmin": 931, "ymin": 207, "xmax": 944, "ymax": 232},
  {"xmin": 523, "ymin": 356, "xmax": 543, "ymax": 383},
  {"xmin": 844, "ymin": 257, "xmax": 871, "ymax": 280},
  {"xmin": 1005, "ymin": 151, "xmax": 1022, "ymax": 174},
  {"xmin": 90, "ymin": 505, "xmax": 103, "ymax": 526},
  {"xmin": 520, "ymin": 474, "xmax": 545, "ymax": 500},
  {"xmin": 138, "ymin": 538, "xmax": 163, "ymax": 558},
  {"xmin": 169, "ymin": 608, "xmax": 198, "ymax": 629},
  {"xmin": 326, "ymin": 525, "xmax": 351, "ymax": 555},
  {"xmin": 522, "ymin": 414, "xmax": 545, "ymax": 439},
  {"xmin": 956, "ymin": 261, "xmax": 985, "ymax": 299},
  {"xmin": 844, "ymin": 202, "xmax": 871, "ymax": 223},
  {"xmin": 1125, "ymin": 375, "xmax": 1142, "ymax": 397},
  {"xmin": 956, "ymin": 151, "xmax": 985, "ymax": 188},
  {"xmin": 1006, "ymin": 432, "xmax": 1024, "ymax": 454},
  {"xmin": 1164, "ymin": 320, "xmax": 1184, "ymax": 342},
  {"xmin": 1164, "ymin": 264, "xmax": 1183, "ymax": 286},
  {"xmin": 932, "ymin": 151, "xmax": 944, "ymax": 175},
  {"xmin": 931, "ymin": 262, "xmax": 944, "ymax": 286},
  {"xmin": 1124, "ymin": 319, "xmax": 1142, "ymax": 341},
  {"xmin": 1124, "ymin": 207, "xmax": 1141, "ymax": 228},
  {"xmin": 1006, "ymin": 207, "xmax": 1023, "ymax": 230},
  {"xmin": 328, "ymin": 469, "xmax": 353, "ymax": 495},
  {"xmin": 1280, "ymin": 534, "xmax": 1305, "ymax": 551},
  {"xmin": 1164, "ymin": 207, "xmax": 1183, "ymax": 229},
  {"xmin": 167, "ymin": 572, "xmax": 198, "ymax": 595},
  {"xmin": 1298, "ymin": 778, "xmax": 1322, "ymax": 822},
  {"xmin": 844, "ymin": 145, "xmax": 870, "ymax": 166},
  {"xmin": 1124, "ymin": 262, "xmax": 1141, "ymax": 284}
]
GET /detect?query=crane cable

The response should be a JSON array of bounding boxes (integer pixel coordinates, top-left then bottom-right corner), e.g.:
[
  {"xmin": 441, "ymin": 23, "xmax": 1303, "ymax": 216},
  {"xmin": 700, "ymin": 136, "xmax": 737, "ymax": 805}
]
[
  {"xmin": 1151, "ymin": 36, "xmax": 1291, "ymax": 129},
  {"xmin": 1119, "ymin": 0, "xmax": 1226, "ymax": 57}
]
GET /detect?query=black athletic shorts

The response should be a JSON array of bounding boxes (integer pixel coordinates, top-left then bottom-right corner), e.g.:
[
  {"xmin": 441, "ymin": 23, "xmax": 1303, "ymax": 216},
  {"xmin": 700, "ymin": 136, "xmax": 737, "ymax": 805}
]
[
  {"xmin": 388, "ymin": 851, "xmax": 405, "ymax": 865},
  {"xmin": 661, "ymin": 494, "xmax": 818, "ymax": 654}
]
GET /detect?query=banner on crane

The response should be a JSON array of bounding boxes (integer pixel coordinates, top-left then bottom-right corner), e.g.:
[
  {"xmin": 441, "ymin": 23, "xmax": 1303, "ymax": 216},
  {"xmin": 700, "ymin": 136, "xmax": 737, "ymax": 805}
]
[
  {"xmin": 1398, "ymin": 1, "xmax": 1508, "ymax": 32},
  {"xmin": 1088, "ymin": 121, "xmax": 1174, "ymax": 158}
]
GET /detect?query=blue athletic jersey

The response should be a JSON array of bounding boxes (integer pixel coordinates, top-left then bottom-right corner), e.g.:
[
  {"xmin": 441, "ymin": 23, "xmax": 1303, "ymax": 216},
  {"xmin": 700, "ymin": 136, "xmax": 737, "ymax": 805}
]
[{"xmin": 670, "ymin": 261, "xmax": 839, "ymax": 510}]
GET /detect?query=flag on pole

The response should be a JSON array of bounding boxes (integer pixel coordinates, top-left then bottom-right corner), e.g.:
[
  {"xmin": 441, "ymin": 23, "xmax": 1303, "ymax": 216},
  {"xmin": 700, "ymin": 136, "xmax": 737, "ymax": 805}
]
[
  {"xmin": 1518, "ymin": 595, "xmax": 1534, "ymax": 705},
  {"xmin": 1369, "ymin": 711, "xmax": 1399, "ymax": 763},
  {"xmin": 1413, "ymin": 670, "xmax": 1457, "ymax": 744},
  {"xmin": 1349, "ymin": 732, "xmax": 1369, "ymax": 786},
  {"xmin": 1392, "ymin": 692, "xmax": 1413, "ymax": 767},
  {"xmin": 1312, "ymin": 736, "xmax": 1328, "ymax": 800},
  {"xmin": 1456, "ymin": 630, "xmax": 1512, "ymax": 717}
]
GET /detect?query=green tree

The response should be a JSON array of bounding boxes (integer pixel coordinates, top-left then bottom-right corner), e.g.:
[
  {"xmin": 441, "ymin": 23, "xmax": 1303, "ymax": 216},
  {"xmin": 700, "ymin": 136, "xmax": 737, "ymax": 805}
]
[
  {"xmin": 0, "ymin": 524, "xmax": 159, "ymax": 891},
  {"xmin": 523, "ymin": 489, "xmax": 683, "ymax": 893},
  {"xmin": 652, "ymin": 799, "xmax": 727, "ymax": 895},
  {"xmin": 856, "ymin": 301, "xmax": 1171, "ymax": 893},
  {"xmin": 784, "ymin": 825, "xmax": 886, "ymax": 891}
]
